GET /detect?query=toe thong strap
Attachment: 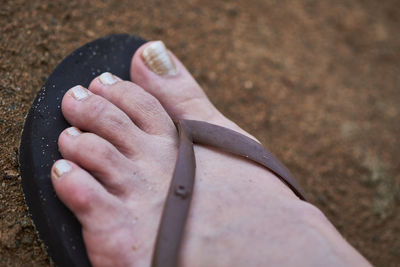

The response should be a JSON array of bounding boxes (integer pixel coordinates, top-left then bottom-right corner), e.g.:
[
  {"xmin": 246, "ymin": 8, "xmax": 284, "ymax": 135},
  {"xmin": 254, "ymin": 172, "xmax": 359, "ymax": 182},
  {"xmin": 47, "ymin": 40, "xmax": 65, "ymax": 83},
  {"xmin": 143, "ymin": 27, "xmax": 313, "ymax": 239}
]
[
  {"xmin": 151, "ymin": 120, "xmax": 308, "ymax": 267},
  {"xmin": 151, "ymin": 122, "xmax": 196, "ymax": 267}
]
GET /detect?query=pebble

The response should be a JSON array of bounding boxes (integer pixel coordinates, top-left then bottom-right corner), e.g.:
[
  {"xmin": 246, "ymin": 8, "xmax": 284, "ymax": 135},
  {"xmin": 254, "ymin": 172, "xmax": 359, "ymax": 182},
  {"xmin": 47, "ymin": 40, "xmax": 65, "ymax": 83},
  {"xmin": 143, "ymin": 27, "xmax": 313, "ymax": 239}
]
[
  {"xmin": 3, "ymin": 169, "xmax": 19, "ymax": 179},
  {"xmin": 20, "ymin": 217, "xmax": 31, "ymax": 228},
  {"xmin": 244, "ymin": 80, "xmax": 254, "ymax": 90},
  {"xmin": 21, "ymin": 235, "xmax": 33, "ymax": 245}
]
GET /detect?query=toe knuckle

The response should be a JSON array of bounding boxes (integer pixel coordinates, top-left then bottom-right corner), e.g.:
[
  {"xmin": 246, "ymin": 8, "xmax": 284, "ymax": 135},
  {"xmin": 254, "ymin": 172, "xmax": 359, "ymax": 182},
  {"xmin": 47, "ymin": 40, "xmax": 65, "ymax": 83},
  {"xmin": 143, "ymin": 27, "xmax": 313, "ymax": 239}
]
[
  {"xmin": 78, "ymin": 134, "xmax": 121, "ymax": 165},
  {"xmin": 118, "ymin": 81, "xmax": 141, "ymax": 96},
  {"xmin": 107, "ymin": 112, "xmax": 130, "ymax": 132},
  {"xmin": 71, "ymin": 188, "xmax": 94, "ymax": 212},
  {"xmin": 86, "ymin": 96, "xmax": 131, "ymax": 131},
  {"xmin": 120, "ymin": 80, "xmax": 136, "ymax": 89},
  {"xmin": 143, "ymin": 95, "xmax": 161, "ymax": 110},
  {"xmin": 137, "ymin": 93, "xmax": 163, "ymax": 114},
  {"xmin": 100, "ymin": 144, "xmax": 120, "ymax": 165},
  {"xmin": 88, "ymin": 96, "xmax": 108, "ymax": 116}
]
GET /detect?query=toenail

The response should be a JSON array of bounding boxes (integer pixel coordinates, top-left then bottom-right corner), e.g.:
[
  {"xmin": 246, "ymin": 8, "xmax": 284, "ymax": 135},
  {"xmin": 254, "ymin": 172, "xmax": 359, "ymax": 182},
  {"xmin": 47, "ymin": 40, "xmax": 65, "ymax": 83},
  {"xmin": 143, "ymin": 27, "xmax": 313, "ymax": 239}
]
[
  {"xmin": 54, "ymin": 160, "xmax": 72, "ymax": 179},
  {"xmin": 70, "ymin": 85, "xmax": 89, "ymax": 100},
  {"xmin": 142, "ymin": 41, "xmax": 177, "ymax": 76},
  {"xmin": 66, "ymin": 127, "xmax": 81, "ymax": 136},
  {"xmin": 99, "ymin": 72, "xmax": 118, "ymax": 85}
]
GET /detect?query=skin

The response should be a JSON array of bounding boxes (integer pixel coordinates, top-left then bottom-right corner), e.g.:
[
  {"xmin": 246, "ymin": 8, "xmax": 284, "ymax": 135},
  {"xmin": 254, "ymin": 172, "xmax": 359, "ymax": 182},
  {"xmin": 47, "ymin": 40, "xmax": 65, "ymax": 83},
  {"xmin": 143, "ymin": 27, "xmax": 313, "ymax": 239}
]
[{"xmin": 51, "ymin": 42, "xmax": 371, "ymax": 267}]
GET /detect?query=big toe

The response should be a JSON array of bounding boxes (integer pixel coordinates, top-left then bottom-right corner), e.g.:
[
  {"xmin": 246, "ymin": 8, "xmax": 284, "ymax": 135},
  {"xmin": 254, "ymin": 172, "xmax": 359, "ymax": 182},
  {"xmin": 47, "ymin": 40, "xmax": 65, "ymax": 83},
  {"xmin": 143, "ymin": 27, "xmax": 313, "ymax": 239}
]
[{"xmin": 130, "ymin": 41, "xmax": 226, "ymax": 124}]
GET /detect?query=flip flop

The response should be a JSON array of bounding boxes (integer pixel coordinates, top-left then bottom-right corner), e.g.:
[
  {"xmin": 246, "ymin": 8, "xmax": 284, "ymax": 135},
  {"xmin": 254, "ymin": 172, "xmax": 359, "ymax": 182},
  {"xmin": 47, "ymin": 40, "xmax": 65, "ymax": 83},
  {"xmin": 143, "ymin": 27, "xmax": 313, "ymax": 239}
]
[{"xmin": 19, "ymin": 34, "xmax": 307, "ymax": 267}]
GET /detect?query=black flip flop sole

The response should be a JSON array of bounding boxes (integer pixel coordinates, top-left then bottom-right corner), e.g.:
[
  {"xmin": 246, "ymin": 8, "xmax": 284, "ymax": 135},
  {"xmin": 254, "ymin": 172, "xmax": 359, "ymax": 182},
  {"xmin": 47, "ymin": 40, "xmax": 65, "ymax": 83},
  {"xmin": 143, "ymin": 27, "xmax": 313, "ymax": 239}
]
[{"xmin": 19, "ymin": 34, "xmax": 146, "ymax": 267}]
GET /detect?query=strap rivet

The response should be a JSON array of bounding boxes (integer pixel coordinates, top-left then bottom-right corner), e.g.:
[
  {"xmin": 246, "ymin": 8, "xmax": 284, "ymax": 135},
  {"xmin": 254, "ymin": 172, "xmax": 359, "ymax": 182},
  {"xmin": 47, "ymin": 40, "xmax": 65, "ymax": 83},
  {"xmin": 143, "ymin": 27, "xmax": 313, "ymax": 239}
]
[{"xmin": 175, "ymin": 185, "xmax": 189, "ymax": 199}]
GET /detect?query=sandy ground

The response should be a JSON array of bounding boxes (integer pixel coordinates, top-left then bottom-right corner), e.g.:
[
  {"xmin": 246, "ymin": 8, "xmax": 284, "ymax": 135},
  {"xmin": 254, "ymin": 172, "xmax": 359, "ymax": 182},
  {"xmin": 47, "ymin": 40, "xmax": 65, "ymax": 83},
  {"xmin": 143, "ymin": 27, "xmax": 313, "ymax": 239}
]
[{"xmin": 0, "ymin": 0, "xmax": 399, "ymax": 266}]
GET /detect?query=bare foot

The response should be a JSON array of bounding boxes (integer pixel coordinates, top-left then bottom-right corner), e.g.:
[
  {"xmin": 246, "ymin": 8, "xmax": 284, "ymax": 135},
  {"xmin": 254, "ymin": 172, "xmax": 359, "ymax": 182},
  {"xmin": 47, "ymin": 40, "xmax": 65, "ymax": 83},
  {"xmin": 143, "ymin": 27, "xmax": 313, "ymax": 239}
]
[{"xmin": 51, "ymin": 41, "xmax": 371, "ymax": 267}]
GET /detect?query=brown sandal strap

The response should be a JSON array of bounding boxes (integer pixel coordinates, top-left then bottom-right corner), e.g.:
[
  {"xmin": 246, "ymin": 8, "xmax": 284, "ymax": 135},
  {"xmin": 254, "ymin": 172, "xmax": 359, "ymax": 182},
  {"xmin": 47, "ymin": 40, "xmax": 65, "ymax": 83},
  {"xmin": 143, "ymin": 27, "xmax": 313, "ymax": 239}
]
[
  {"xmin": 184, "ymin": 120, "xmax": 307, "ymax": 201},
  {"xmin": 151, "ymin": 120, "xmax": 308, "ymax": 267},
  {"xmin": 151, "ymin": 122, "xmax": 196, "ymax": 267}
]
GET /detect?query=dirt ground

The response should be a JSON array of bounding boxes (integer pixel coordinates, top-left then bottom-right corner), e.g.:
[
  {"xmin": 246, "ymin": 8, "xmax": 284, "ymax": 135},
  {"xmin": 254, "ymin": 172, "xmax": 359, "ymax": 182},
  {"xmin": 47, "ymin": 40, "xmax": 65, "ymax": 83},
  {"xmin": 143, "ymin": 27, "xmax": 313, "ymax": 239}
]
[{"xmin": 0, "ymin": 0, "xmax": 399, "ymax": 266}]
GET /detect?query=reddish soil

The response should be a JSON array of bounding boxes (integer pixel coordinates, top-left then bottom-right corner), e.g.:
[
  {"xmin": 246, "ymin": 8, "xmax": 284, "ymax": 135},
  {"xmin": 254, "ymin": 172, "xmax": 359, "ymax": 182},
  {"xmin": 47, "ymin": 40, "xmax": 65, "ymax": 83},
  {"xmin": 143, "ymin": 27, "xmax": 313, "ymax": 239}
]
[{"xmin": 1, "ymin": 0, "xmax": 399, "ymax": 266}]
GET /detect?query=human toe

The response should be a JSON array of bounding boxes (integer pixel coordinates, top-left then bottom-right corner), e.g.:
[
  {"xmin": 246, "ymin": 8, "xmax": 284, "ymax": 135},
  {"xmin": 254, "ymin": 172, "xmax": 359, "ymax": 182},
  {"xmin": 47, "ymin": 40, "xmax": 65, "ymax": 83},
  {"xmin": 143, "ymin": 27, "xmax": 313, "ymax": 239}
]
[
  {"xmin": 61, "ymin": 85, "xmax": 144, "ymax": 155},
  {"xmin": 88, "ymin": 73, "xmax": 176, "ymax": 137},
  {"xmin": 130, "ymin": 41, "xmax": 219, "ymax": 121},
  {"xmin": 51, "ymin": 159, "xmax": 119, "ymax": 226},
  {"xmin": 58, "ymin": 127, "xmax": 137, "ymax": 195},
  {"xmin": 131, "ymin": 41, "xmax": 257, "ymax": 138}
]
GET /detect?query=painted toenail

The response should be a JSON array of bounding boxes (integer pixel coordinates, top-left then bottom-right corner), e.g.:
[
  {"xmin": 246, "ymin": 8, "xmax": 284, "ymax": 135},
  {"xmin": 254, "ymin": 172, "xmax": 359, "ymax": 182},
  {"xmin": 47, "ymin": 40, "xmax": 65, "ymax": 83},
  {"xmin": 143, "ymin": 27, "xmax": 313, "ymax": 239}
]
[
  {"xmin": 54, "ymin": 160, "xmax": 72, "ymax": 179},
  {"xmin": 71, "ymin": 85, "xmax": 89, "ymax": 100},
  {"xmin": 66, "ymin": 127, "xmax": 81, "ymax": 136},
  {"xmin": 142, "ymin": 41, "xmax": 177, "ymax": 76},
  {"xmin": 99, "ymin": 72, "xmax": 117, "ymax": 85}
]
